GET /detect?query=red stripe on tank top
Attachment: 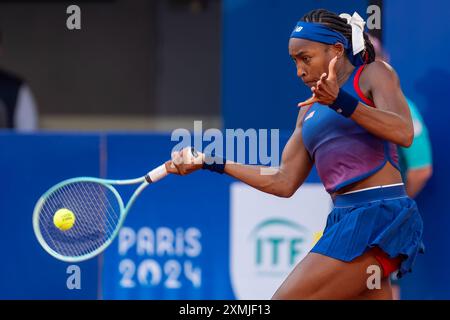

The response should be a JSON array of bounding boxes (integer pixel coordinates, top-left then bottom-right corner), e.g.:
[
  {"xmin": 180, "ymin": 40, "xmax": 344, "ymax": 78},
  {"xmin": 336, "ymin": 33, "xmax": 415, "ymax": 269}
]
[{"xmin": 353, "ymin": 65, "xmax": 376, "ymax": 108}]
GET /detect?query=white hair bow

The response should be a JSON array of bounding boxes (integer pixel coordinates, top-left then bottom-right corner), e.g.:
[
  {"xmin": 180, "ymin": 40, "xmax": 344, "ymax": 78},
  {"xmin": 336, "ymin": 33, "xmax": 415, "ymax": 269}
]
[{"xmin": 339, "ymin": 12, "xmax": 366, "ymax": 56}]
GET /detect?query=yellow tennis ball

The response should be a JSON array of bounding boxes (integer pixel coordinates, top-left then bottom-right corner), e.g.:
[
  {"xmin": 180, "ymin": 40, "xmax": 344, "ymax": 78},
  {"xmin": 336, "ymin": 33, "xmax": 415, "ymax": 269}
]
[{"xmin": 53, "ymin": 208, "xmax": 76, "ymax": 231}]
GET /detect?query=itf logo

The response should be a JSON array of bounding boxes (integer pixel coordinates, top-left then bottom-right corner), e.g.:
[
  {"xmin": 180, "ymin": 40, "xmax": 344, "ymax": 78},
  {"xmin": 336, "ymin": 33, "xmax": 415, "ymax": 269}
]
[
  {"xmin": 230, "ymin": 182, "xmax": 331, "ymax": 299},
  {"xmin": 250, "ymin": 218, "xmax": 307, "ymax": 275}
]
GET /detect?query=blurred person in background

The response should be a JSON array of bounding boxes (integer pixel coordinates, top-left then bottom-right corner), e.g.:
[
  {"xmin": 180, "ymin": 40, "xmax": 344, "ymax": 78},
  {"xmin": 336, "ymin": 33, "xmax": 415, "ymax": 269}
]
[
  {"xmin": 369, "ymin": 34, "xmax": 433, "ymax": 300},
  {"xmin": 369, "ymin": 35, "xmax": 433, "ymax": 198},
  {"xmin": 0, "ymin": 27, "xmax": 39, "ymax": 131}
]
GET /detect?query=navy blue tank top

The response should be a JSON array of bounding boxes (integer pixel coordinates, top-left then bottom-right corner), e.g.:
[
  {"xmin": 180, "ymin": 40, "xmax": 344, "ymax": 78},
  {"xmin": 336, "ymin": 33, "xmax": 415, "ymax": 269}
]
[{"xmin": 301, "ymin": 65, "xmax": 400, "ymax": 193}]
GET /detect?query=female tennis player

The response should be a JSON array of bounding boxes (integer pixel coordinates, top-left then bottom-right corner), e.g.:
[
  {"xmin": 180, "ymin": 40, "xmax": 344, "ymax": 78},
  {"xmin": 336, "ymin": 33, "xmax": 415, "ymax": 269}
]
[{"xmin": 166, "ymin": 9, "xmax": 424, "ymax": 300}]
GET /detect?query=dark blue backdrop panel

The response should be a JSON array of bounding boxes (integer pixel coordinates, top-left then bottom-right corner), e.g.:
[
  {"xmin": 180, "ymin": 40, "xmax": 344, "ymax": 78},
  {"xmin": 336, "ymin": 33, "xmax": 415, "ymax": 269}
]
[
  {"xmin": 100, "ymin": 134, "xmax": 236, "ymax": 299},
  {"xmin": 0, "ymin": 132, "xmax": 99, "ymax": 299},
  {"xmin": 385, "ymin": 0, "xmax": 450, "ymax": 299},
  {"xmin": 222, "ymin": 0, "xmax": 369, "ymax": 130}
]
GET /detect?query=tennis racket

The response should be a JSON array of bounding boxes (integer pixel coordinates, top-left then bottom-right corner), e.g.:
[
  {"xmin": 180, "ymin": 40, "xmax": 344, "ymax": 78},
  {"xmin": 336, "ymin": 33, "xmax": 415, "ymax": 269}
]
[{"xmin": 32, "ymin": 147, "xmax": 199, "ymax": 262}]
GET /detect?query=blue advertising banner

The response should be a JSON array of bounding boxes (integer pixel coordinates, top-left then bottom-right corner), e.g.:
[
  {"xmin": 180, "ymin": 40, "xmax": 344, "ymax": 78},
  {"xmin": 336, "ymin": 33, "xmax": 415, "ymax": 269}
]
[
  {"xmin": 1, "ymin": 129, "xmax": 445, "ymax": 299},
  {"xmin": 99, "ymin": 132, "xmax": 324, "ymax": 299},
  {"xmin": 0, "ymin": 130, "xmax": 323, "ymax": 300},
  {"xmin": 100, "ymin": 133, "xmax": 236, "ymax": 299}
]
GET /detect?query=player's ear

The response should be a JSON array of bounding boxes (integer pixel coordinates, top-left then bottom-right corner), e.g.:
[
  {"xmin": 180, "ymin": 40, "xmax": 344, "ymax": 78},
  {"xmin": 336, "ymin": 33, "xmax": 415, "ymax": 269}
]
[{"xmin": 332, "ymin": 43, "xmax": 345, "ymax": 58}]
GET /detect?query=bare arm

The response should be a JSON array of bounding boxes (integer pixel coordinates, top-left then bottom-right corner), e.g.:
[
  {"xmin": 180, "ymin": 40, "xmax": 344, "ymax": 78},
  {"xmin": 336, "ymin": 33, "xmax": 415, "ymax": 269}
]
[
  {"xmin": 350, "ymin": 61, "xmax": 414, "ymax": 147},
  {"xmin": 405, "ymin": 166, "xmax": 433, "ymax": 198},
  {"xmin": 224, "ymin": 109, "xmax": 313, "ymax": 197},
  {"xmin": 168, "ymin": 109, "xmax": 313, "ymax": 198}
]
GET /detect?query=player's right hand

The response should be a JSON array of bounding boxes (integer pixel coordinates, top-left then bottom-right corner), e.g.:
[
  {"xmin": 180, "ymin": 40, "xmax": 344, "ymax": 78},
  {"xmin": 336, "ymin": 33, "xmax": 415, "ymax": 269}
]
[
  {"xmin": 166, "ymin": 147, "xmax": 204, "ymax": 175},
  {"xmin": 298, "ymin": 56, "xmax": 339, "ymax": 107}
]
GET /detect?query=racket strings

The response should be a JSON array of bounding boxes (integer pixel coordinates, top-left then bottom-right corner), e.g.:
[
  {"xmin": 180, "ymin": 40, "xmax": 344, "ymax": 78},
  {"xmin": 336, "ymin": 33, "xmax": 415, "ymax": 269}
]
[{"xmin": 38, "ymin": 181, "xmax": 122, "ymax": 258}]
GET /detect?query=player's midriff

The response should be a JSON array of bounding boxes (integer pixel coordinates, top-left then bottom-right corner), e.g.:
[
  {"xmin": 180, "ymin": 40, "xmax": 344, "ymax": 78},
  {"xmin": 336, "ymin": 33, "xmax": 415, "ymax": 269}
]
[{"xmin": 331, "ymin": 161, "xmax": 403, "ymax": 198}]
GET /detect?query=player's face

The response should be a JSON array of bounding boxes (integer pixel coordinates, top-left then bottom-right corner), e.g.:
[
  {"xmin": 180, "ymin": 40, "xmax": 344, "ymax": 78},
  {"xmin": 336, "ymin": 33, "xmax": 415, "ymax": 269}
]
[{"xmin": 288, "ymin": 38, "xmax": 335, "ymax": 88}]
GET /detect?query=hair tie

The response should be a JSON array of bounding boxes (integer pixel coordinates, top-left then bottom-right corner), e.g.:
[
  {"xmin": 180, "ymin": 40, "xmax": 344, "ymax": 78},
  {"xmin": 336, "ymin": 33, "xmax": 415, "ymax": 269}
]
[{"xmin": 339, "ymin": 12, "xmax": 366, "ymax": 56}]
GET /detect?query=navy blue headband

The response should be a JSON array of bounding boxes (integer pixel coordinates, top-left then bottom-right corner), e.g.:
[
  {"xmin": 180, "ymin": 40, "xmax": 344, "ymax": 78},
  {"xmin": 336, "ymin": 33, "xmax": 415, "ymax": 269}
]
[{"xmin": 290, "ymin": 21, "xmax": 364, "ymax": 66}]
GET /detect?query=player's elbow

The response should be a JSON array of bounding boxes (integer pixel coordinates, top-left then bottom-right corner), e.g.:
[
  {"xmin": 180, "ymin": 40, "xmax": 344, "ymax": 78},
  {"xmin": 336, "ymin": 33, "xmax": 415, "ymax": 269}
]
[
  {"xmin": 404, "ymin": 130, "xmax": 414, "ymax": 147},
  {"xmin": 266, "ymin": 170, "xmax": 300, "ymax": 198},
  {"xmin": 276, "ymin": 188, "xmax": 295, "ymax": 198},
  {"xmin": 398, "ymin": 125, "xmax": 414, "ymax": 147},
  {"xmin": 274, "ymin": 182, "xmax": 298, "ymax": 198},
  {"xmin": 419, "ymin": 166, "xmax": 433, "ymax": 181},
  {"xmin": 409, "ymin": 166, "xmax": 433, "ymax": 182},
  {"xmin": 424, "ymin": 166, "xmax": 433, "ymax": 180}
]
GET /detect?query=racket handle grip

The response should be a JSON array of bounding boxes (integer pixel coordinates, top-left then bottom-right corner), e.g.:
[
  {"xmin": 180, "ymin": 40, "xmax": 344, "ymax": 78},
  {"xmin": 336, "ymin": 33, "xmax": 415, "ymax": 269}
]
[
  {"xmin": 146, "ymin": 147, "xmax": 200, "ymax": 183},
  {"xmin": 145, "ymin": 164, "xmax": 168, "ymax": 183}
]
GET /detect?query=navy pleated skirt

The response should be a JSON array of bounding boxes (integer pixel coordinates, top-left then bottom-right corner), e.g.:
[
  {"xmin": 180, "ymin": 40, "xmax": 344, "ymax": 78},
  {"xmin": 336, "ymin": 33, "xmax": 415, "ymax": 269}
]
[{"xmin": 310, "ymin": 184, "xmax": 425, "ymax": 278}]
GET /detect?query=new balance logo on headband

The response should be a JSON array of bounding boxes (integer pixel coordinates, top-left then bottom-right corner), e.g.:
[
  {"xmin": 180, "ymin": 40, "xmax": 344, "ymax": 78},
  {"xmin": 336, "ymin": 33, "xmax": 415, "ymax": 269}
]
[{"xmin": 294, "ymin": 26, "xmax": 303, "ymax": 32}]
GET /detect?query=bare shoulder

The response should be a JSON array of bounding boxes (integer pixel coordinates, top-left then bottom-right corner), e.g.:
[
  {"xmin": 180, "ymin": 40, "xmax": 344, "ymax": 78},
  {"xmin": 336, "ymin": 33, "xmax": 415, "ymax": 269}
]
[
  {"xmin": 361, "ymin": 60, "xmax": 400, "ymax": 86},
  {"xmin": 295, "ymin": 106, "xmax": 310, "ymax": 129}
]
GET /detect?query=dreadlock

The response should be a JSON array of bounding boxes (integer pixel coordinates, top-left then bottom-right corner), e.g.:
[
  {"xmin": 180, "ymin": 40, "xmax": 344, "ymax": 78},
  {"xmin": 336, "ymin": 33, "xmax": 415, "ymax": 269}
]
[{"xmin": 301, "ymin": 9, "xmax": 375, "ymax": 64}]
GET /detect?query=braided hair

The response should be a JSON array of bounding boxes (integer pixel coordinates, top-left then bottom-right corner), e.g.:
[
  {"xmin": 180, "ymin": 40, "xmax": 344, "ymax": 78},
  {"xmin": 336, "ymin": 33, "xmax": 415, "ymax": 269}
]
[{"xmin": 301, "ymin": 9, "xmax": 375, "ymax": 64}]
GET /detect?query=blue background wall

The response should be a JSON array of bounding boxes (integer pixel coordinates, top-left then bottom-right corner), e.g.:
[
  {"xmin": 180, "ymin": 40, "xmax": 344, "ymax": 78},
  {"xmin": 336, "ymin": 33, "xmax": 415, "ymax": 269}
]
[{"xmin": 384, "ymin": 0, "xmax": 450, "ymax": 299}]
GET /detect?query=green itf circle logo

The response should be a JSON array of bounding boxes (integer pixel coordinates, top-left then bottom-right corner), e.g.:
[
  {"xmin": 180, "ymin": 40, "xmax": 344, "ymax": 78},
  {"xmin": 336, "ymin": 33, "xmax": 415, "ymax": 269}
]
[{"xmin": 248, "ymin": 218, "xmax": 308, "ymax": 275}]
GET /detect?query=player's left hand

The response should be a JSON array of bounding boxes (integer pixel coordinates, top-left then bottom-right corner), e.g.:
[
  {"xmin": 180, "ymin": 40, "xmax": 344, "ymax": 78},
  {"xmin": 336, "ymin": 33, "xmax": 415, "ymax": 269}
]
[{"xmin": 298, "ymin": 56, "xmax": 340, "ymax": 107}]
